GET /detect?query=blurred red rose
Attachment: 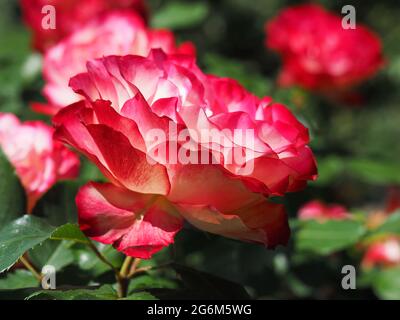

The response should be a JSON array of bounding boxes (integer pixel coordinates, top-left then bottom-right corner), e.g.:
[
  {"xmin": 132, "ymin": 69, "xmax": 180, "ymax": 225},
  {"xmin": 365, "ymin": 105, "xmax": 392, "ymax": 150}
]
[
  {"xmin": 53, "ymin": 49, "xmax": 317, "ymax": 258},
  {"xmin": 20, "ymin": 0, "xmax": 148, "ymax": 52},
  {"xmin": 385, "ymin": 187, "xmax": 400, "ymax": 214},
  {"xmin": 35, "ymin": 11, "xmax": 195, "ymax": 115},
  {"xmin": 362, "ymin": 237, "xmax": 400, "ymax": 269},
  {"xmin": 265, "ymin": 4, "xmax": 384, "ymax": 92},
  {"xmin": 298, "ymin": 200, "xmax": 350, "ymax": 221},
  {"xmin": 0, "ymin": 113, "xmax": 79, "ymax": 212}
]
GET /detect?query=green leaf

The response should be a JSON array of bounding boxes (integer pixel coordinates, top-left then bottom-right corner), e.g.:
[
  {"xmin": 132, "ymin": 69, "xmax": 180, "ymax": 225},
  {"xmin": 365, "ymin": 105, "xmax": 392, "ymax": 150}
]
[
  {"xmin": 0, "ymin": 215, "xmax": 55, "ymax": 272},
  {"xmin": 123, "ymin": 292, "xmax": 158, "ymax": 300},
  {"xmin": 28, "ymin": 223, "xmax": 87, "ymax": 271},
  {"xmin": 373, "ymin": 211, "xmax": 400, "ymax": 235},
  {"xmin": 296, "ymin": 220, "xmax": 366, "ymax": 255},
  {"xmin": 127, "ymin": 274, "xmax": 178, "ymax": 294},
  {"xmin": 313, "ymin": 157, "xmax": 400, "ymax": 186},
  {"xmin": 29, "ymin": 224, "xmax": 98, "ymax": 273},
  {"xmin": 26, "ymin": 285, "xmax": 118, "ymax": 300},
  {"xmin": 372, "ymin": 267, "xmax": 400, "ymax": 299},
  {"xmin": 0, "ymin": 287, "xmax": 40, "ymax": 300},
  {"xmin": 46, "ymin": 241, "xmax": 75, "ymax": 270},
  {"xmin": 347, "ymin": 159, "xmax": 400, "ymax": 185},
  {"xmin": 29, "ymin": 240, "xmax": 75, "ymax": 271},
  {"xmin": 50, "ymin": 223, "xmax": 89, "ymax": 244},
  {"xmin": 171, "ymin": 263, "xmax": 251, "ymax": 299},
  {"xmin": 312, "ymin": 156, "xmax": 345, "ymax": 186},
  {"xmin": 152, "ymin": 2, "xmax": 208, "ymax": 30},
  {"xmin": 0, "ymin": 270, "xmax": 38, "ymax": 289},
  {"xmin": 0, "ymin": 27, "xmax": 31, "ymax": 114},
  {"xmin": 358, "ymin": 269, "xmax": 380, "ymax": 288},
  {"xmin": 73, "ymin": 244, "xmax": 123, "ymax": 277},
  {"xmin": 0, "ymin": 149, "xmax": 26, "ymax": 225}
]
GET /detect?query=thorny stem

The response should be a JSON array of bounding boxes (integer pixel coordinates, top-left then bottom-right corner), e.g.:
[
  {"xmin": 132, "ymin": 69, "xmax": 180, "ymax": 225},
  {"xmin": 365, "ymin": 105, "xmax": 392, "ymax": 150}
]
[{"xmin": 19, "ymin": 256, "xmax": 42, "ymax": 282}]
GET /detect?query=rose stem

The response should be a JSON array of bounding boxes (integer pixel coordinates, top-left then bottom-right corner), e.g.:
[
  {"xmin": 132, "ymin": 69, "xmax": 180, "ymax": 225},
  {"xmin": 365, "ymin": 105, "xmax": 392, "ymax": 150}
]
[
  {"xmin": 19, "ymin": 256, "xmax": 42, "ymax": 281},
  {"xmin": 116, "ymin": 256, "xmax": 134, "ymax": 298}
]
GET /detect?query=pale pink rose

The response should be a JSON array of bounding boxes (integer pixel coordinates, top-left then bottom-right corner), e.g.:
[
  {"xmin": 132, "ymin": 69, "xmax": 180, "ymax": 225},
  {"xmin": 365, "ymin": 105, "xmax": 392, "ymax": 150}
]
[
  {"xmin": 298, "ymin": 200, "xmax": 350, "ymax": 221},
  {"xmin": 0, "ymin": 113, "xmax": 80, "ymax": 212},
  {"xmin": 20, "ymin": 0, "xmax": 149, "ymax": 52},
  {"xmin": 35, "ymin": 11, "xmax": 195, "ymax": 115}
]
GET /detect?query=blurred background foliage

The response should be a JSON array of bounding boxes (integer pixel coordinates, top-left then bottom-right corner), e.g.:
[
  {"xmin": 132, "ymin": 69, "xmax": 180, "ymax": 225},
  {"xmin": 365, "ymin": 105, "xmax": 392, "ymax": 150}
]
[{"xmin": 1, "ymin": 0, "xmax": 400, "ymax": 299}]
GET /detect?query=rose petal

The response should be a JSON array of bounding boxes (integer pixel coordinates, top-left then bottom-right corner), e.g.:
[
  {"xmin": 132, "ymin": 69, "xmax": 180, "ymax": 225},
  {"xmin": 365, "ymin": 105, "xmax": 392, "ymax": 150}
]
[
  {"xmin": 76, "ymin": 182, "xmax": 183, "ymax": 258},
  {"xmin": 178, "ymin": 199, "xmax": 289, "ymax": 248}
]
